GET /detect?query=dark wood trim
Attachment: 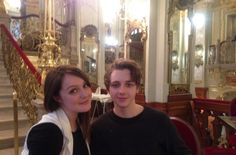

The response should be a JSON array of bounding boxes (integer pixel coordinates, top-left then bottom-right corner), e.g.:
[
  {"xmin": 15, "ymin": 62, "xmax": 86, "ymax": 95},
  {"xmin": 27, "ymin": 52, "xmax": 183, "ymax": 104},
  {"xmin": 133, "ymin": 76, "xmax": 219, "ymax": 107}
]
[{"xmin": 168, "ymin": 93, "xmax": 192, "ymax": 102}]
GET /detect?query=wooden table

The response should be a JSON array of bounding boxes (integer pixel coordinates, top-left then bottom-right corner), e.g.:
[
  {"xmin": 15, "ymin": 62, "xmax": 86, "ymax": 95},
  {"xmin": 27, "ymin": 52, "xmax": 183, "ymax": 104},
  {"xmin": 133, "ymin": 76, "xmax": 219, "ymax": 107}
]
[
  {"xmin": 217, "ymin": 116, "xmax": 236, "ymax": 147},
  {"xmin": 218, "ymin": 116, "xmax": 236, "ymax": 131}
]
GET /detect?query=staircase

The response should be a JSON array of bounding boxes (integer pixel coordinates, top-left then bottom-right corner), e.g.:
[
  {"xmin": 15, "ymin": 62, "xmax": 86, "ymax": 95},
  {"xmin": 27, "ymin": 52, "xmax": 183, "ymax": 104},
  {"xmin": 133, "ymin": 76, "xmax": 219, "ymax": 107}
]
[{"xmin": 0, "ymin": 32, "xmax": 31, "ymax": 154}]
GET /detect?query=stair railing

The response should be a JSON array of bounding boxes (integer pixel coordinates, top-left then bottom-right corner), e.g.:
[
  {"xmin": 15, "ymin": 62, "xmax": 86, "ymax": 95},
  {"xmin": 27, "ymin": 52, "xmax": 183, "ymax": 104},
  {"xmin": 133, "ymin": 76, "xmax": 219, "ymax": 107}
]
[{"xmin": 0, "ymin": 24, "xmax": 42, "ymax": 124}]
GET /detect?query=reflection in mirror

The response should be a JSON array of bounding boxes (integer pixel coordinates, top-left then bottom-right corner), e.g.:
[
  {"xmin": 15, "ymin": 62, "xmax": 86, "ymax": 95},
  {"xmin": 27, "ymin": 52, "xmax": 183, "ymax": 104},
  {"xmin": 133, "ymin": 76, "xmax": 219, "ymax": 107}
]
[
  {"xmin": 105, "ymin": 46, "xmax": 116, "ymax": 72},
  {"xmin": 126, "ymin": 19, "xmax": 147, "ymax": 93},
  {"xmin": 194, "ymin": 44, "xmax": 203, "ymax": 68},
  {"xmin": 80, "ymin": 25, "xmax": 99, "ymax": 84},
  {"xmin": 168, "ymin": 0, "xmax": 193, "ymax": 95},
  {"xmin": 170, "ymin": 8, "xmax": 190, "ymax": 84}
]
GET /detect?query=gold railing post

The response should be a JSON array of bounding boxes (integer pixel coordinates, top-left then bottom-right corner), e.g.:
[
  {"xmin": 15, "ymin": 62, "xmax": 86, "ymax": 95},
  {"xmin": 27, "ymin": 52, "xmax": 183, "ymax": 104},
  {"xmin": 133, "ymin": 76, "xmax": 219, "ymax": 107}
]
[{"xmin": 13, "ymin": 91, "xmax": 19, "ymax": 155}]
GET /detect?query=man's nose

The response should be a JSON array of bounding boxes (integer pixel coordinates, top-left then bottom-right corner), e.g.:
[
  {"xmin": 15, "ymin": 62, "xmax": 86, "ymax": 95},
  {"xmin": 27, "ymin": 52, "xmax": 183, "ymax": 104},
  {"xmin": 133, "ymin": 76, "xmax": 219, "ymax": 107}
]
[{"xmin": 118, "ymin": 85, "xmax": 126, "ymax": 93}]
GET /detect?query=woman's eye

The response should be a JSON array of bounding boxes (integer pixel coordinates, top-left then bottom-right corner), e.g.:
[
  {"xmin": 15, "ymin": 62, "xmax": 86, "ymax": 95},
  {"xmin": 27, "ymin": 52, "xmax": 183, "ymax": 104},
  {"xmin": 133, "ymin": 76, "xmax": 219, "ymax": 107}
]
[
  {"xmin": 83, "ymin": 83, "xmax": 89, "ymax": 88},
  {"xmin": 69, "ymin": 88, "xmax": 78, "ymax": 94}
]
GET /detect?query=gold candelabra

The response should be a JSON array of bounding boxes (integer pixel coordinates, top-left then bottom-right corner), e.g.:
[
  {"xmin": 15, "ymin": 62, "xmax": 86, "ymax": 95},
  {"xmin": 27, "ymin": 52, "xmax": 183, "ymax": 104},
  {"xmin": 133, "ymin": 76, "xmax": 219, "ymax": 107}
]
[{"xmin": 38, "ymin": 0, "xmax": 61, "ymax": 81}]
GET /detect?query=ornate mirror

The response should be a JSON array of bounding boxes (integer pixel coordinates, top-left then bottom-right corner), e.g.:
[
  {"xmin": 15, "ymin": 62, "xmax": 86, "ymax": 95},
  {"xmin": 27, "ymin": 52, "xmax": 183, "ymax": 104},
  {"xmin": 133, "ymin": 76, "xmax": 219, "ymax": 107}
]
[
  {"xmin": 126, "ymin": 19, "xmax": 147, "ymax": 93},
  {"xmin": 80, "ymin": 25, "xmax": 99, "ymax": 84},
  {"xmin": 168, "ymin": 0, "xmax": 193, "ymax": 95}
]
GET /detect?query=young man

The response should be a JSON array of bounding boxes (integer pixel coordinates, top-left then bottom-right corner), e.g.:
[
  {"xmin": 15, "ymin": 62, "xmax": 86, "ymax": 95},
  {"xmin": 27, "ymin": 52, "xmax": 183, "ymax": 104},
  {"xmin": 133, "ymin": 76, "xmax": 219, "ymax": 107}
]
[{"xmin": 90, "ymin": 58, "xmax": 191, "ymax": 155}]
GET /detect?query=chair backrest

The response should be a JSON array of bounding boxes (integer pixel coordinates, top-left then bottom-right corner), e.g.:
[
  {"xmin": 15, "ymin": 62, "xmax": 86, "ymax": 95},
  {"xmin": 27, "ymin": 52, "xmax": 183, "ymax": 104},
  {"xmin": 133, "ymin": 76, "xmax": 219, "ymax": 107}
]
[
  {"xmin": 135, "ymin": 93, "xmax": 145, "ymax": 105},
  {"xmin": 230, "ymin": 97, "xmax": 236, "ymax": 116},
  {"xmin": 170, "ymin": 117, "xmax": 202, "ymax": 155},
  {"xmin": 228, "ymin": 98, "xmax": 236, "ymax": 147}
]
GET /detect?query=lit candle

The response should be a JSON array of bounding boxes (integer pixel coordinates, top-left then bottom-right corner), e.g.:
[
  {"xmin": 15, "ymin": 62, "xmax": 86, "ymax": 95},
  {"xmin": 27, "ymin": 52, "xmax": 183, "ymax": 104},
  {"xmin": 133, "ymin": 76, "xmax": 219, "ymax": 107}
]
[
  {"xmin": 44, "ymin": 0, "xmax": 47, "ymax": 36},
  {"xmin": 48, "ymin": 0, "xmax": 51, "ymax": 32},
  {"xmin": 52, "ymin": 0, "xmax": 55, "ymax": 37}
]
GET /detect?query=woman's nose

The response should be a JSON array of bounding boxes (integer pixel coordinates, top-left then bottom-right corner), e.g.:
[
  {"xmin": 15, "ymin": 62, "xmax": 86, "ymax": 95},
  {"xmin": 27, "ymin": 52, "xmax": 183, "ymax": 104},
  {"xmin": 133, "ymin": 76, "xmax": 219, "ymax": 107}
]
[{"xmin": 79, "ymin": 89, "xmax": 89, "ymax": 98}]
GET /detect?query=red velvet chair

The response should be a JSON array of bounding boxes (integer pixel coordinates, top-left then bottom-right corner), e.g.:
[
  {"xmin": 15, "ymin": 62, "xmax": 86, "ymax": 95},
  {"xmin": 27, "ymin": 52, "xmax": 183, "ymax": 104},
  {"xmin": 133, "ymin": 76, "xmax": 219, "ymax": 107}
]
[
  {"xmin": 204, "ymin": 147, "xmax": 236, "ymax": 155},
  {"xmin": 170, "ymin": 117, "xmax": 202, "ymax": 155},
  {"xmin": 135, "ymin": 93, "xmax": 146, "ymax": 105},
  {"xmin": 230, "ymin": 97, "xmax": 236, "ymax": 116}
]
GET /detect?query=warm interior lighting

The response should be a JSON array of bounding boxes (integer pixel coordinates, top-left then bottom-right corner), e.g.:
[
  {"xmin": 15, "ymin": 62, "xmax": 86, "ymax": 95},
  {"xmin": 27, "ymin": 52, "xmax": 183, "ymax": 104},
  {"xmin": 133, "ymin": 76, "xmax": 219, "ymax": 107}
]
[
  {"xmin": 126, "ymin": 0, "xmax": 148, "ymax": 21},
  {"xmin": 93, "ymin": 48, "xmax": 98, "ymax": 53},
  {"xmin": 192, "ymin": 13, "xmax": 205, "ymax": 29},
  {"xmin": 3, "ymin": 0, "xmax": 21, "ymax": 15},
  {"xmin": 105, "ymin": 36, "xmax": 118, "ymax": 46},
  {"xmin": 101, "ymin": 0, "xmax": 120, "ymax": 23}
]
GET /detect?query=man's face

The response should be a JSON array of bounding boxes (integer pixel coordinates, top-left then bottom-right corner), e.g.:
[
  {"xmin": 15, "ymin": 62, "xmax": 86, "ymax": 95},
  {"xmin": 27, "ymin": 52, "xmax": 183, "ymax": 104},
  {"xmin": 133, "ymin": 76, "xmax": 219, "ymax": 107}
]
[{"xmin": 109, "ymin": 69, "xmax": 139, "ymax": 109}]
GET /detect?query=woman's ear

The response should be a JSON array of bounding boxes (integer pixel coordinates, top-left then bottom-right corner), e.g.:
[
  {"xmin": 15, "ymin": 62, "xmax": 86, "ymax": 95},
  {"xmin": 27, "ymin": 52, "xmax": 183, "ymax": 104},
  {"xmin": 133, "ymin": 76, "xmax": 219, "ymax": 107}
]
[{"xmin": 53, "ymin": 96, "xmax": 61, "ymax": 103}]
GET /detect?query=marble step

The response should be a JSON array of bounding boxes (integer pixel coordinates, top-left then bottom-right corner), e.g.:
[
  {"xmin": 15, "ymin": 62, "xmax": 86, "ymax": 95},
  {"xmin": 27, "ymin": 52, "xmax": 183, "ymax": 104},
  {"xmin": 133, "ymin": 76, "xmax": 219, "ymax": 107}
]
[
  {"xmin": 0, "ymin": 63, "xmax": 5, "ymax": 70},
  {"xmin": 0, "ymin": 118, "xmax": 30, "ymax": 131},
  {"xmin": 0, "ymin": 93, "xmax": 13, "ymax": 103},
  {"xmin": 0, "ymin": 70, "xmax": 8, "ymax": 77},
  {"xmin": 0, "ymin": 146, "xmax": 22, "ymax": 155},
  {"xmin": 0, "ymin": 76, "xmax": 11, "ymax": 85},
  {"xmin": 0, "ymin": 84, "xmax": 12, "ymax": 93},
  {"xmin": 0, "ymin": 125, "xmax": 30, "ymax": 149},
  {"xmin": 0, "ymin": 105, "xmax": 28, "ymax": 123}
]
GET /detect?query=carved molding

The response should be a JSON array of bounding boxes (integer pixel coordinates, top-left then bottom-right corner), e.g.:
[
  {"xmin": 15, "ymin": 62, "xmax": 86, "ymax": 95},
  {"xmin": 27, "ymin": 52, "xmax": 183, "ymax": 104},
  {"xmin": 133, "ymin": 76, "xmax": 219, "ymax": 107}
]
[{"xmin": 80, "ymin": 25, "xmax": 99, "ymax": 43}]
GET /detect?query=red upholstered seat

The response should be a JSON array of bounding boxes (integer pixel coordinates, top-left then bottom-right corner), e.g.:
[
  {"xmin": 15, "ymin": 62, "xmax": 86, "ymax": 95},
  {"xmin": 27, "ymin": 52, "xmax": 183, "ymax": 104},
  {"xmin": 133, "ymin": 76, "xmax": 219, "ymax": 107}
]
[
  {"xmin": 229, "ymin": 134, "xmax": 236, "ymax": 147},
  {"xmin": 230, "ymin": 97, "xmax": 236, "ymax": 116},
  {"xmin": 204, "ymin": 147, "xmax": 236, "ymax": 155},
  {"xmin": 170, "ymin": 117, "xmax": 202, "ymax": 155}
]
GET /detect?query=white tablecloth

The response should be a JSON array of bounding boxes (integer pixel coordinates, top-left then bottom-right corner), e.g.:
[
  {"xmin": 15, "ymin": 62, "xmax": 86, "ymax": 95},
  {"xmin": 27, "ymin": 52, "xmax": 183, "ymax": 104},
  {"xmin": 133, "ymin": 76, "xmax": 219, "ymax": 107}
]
[{"xmin": 91, "ymin": 93, "xmax": 112, "ymax": 121}]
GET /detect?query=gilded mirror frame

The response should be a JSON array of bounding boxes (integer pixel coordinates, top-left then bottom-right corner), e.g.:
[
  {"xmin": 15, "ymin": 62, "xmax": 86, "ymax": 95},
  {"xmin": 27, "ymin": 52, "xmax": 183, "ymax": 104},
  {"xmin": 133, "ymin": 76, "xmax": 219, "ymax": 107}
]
[
  {"xmin": 125, "ymin": 19, "xmax": 147, "ymax": 93},
  {"xmin": 80, "ymin": 25, "xmax": 99, "ymax": 85},
  {"xmin": 168, "ymin": 0, "xmax": 193, "ymax": 95}
]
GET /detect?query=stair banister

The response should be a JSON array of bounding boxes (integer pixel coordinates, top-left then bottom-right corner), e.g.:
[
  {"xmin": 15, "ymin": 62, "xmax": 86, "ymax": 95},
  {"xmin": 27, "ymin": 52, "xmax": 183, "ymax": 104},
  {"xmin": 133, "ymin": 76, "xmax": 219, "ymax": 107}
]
[{"xmin": 0, "ymin": 24, "xmax": 42, "ymax": 124}]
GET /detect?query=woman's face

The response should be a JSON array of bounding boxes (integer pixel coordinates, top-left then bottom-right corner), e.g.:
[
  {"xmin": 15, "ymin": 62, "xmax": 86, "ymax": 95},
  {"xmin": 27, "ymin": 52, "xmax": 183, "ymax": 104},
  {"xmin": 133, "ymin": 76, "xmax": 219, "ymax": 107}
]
[
  {"xmin": 109, "ymin": 69, "xmax": 139, "ymax": 109},
  {"xmin": 56, "ymin": 74, "xmax": 92, "ymax": 117}
]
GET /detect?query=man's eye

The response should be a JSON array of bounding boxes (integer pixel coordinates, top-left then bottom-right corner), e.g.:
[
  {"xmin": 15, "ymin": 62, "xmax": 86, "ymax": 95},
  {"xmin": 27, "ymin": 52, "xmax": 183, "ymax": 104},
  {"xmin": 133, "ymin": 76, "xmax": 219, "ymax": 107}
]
[
  {"xmin": 126, "ymin": 83, "xmax": 135, "ymax": 87},
  {"xmin": 110, "ymin": 83, "xmax": 120, "ymax": 88}
]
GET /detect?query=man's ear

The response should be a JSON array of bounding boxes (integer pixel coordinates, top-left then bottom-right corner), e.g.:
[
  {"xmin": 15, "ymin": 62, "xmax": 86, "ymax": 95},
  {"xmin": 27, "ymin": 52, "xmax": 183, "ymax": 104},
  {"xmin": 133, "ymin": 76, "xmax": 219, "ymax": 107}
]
[
  {"xmin": 106, "ymin": 86, "xmax": 110, "ymax": 94},
  {"xmin": 107, "ymin": 88, "xmax": 110, "ymax": 94},
  {"xmin": 136, "ymin": 86, "xmax": 140, "ymax": 93}
]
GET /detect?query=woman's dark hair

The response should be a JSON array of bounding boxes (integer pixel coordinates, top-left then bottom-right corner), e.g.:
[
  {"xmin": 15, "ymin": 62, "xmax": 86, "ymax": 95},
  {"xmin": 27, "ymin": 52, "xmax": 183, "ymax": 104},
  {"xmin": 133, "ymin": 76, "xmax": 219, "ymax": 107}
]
[
  {"xmin": 104, "ymin": 58, "xmax": 142, "ymax": 90},
  {"xmin": 43, "ymin": 65, "xmax": 91, "ymax": 138}
]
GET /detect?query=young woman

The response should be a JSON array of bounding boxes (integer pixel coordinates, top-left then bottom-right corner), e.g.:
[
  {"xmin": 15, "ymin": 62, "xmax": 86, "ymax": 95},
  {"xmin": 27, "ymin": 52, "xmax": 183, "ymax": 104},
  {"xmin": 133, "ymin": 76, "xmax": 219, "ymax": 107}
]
[
  {"xmin": 21, "ymin": 65, "xmax": 92, "ymax": 155},
  {"xmin": 90, "ymin": 58, "xmax": 191, "ymax": 155}
]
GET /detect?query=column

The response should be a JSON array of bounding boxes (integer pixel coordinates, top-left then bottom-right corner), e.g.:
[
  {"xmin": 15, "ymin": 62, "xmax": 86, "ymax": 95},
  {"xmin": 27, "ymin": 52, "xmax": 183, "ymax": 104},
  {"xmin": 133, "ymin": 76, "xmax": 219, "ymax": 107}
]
[{"xmin": 146, "ymin": 0, "xmax": 169, "ymax": 102}]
